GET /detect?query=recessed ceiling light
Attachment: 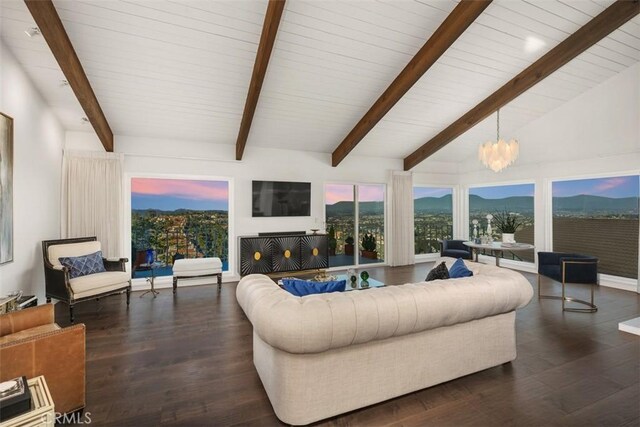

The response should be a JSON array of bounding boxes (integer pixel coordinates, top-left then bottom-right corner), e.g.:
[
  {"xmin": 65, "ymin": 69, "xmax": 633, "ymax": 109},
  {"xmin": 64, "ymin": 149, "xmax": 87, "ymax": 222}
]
[
  {"xmin": 24, "ymin": 27, "xmax": 40, "ymax": 37},
  {"xmin": 81, "ymin": 117, "xmax": 90, "ymax": 124},
  {"xmin": 524, "ymin": 36, "xmax": 546, "ymax": 53}
]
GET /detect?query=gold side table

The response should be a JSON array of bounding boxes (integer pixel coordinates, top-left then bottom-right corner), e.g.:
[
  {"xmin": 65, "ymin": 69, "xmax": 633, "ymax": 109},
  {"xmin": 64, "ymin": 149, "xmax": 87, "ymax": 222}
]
[{"xmin": 0, "ymin": 376, "xmax": 54, "ymax": 427}]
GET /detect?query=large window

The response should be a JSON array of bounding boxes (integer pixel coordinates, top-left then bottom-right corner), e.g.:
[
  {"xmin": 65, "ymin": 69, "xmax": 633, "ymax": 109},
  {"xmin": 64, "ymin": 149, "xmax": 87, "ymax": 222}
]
[
  {"xmin": 325, "ymin": 184, "xmax": 355, "ymax": 268},
  {"xmin": 131, "ymin": 177, "xmax": 229, "ymax": 278},
  {"xmin": 358, "ymin": 185, "xmax": 385, "ymax": 264},
  {"xmin": 469, "ymin": 183, "xmax": 535, "ymax": 262},
  {"xmin": 325, "ymin": 184, "xmax": 385, "ymax": 267},
  {"xmin": 414, "ymin": 187, "xmax": 453, "ymax": 254},
  {"xmin": 552, "ymin": 175, "xmax": 639, "ymax": 279}
]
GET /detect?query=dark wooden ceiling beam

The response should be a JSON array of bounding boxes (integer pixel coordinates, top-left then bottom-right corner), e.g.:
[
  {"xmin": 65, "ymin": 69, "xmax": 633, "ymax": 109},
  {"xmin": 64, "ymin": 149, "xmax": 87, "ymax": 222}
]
[
  {"xmin": 236, "ymin": 0, "xmax": 286, "ymax": 161},
  {"xmin": 25, "ymin": 0, "xmax": 113, "ymax": 152},
  {"xmin": 331, "ymin": 0, "xmax": 492, "ymax": 167},
  {"xmin": 404, "ymin": 0, "xmax": 640, "ymax": 171}
]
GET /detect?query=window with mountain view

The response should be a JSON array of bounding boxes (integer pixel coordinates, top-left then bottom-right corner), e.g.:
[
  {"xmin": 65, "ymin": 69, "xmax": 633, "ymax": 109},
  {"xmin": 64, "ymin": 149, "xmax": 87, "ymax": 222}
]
[
  {"xmin": 552, "ymin": 175, "xmax": 639, "ymax": 279},
  {"xmin": 469, "ymin": 183, "xmax": 535, "ymax": 262},
  {"xmin": 131, "ymin": 178, "xmax": 229, "ymax": 278},
  {"xmin": 325, "ymin": 184, "xmax": 385, "ymax": 267},
  {"xmin": 414, "ymin": 187, "xmax": 453, "ymax": 255},
  {"xmin": 358, "ymin": 184, "xmax": 385, "ymax": 264}
]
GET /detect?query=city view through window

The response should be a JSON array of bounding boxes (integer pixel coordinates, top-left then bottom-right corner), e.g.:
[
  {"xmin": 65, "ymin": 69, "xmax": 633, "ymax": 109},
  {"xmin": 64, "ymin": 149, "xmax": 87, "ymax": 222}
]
[
  {"xmin": 414, "ymin": 187, "xmax": 453, "ymax": 255},
  {"xmin": 325, "ymin": 184, "xmax": 385, "ymax": 267},
  {"xmin": 552, "ymin": 175, "xmax": 639, "ymax": 279},
  {"xmin": 469, "ymin": 183, "xmax": 535, "ymax": 262},
  {"xmin": 131, "ymin": 178, "xmax": 229, "ymax": 278}
]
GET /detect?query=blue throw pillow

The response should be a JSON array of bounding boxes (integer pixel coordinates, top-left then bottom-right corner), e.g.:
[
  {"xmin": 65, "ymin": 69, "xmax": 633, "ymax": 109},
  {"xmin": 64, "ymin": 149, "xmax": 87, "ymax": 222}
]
[
  {"xmin": 449, "ymin": 258, "xmax": 473, "ymax": 279},
  {"xmin": 282, "ymin": 279, "xmax": 346, "ymax": 297},
  {"xmin": 59, "ymin": 251, "xmax": 106, "ymax": 279}
]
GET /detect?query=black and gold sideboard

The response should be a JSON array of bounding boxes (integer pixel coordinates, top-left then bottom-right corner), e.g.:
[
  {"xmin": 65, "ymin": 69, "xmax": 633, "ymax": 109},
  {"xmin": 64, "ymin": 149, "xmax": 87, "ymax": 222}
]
[{"xmin": 239, "ymin": 234, "xmax": 328, "ymax": 276}]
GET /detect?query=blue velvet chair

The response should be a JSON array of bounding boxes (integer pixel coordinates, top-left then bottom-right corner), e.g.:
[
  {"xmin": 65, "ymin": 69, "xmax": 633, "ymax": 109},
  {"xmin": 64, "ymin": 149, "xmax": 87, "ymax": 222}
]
[
  {"xmin": 439, "ymin": 240, "xmax": 473, "ymax": 260},
  {"xmin": 537, "ymin": 252, "xmax": 599, "ymax": 313}
]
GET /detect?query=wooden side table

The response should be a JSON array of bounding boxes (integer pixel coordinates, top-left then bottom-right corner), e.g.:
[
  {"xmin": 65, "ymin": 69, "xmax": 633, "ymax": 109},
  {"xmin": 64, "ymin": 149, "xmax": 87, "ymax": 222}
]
[{"xmin": 0, "ymin": 376, "xmax": 54, "ymax": 427}]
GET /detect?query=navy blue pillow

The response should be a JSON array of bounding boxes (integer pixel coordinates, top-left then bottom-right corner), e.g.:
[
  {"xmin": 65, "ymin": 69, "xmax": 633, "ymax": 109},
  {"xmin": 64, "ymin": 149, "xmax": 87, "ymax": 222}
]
[
  {"xmin": 282, "ymin": 279, "xmax": 346, "ymax": 297},
  {"xmin": 449, "ymin": 258, "xmax": 473, "ymax": 278},
  {"xmin": 59, "ymin": 251, "xmax": 106, "ymax": 279}
]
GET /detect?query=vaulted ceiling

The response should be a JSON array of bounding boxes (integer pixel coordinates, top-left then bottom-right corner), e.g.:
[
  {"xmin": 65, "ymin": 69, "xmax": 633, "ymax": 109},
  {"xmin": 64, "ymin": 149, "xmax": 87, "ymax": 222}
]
[{"xmin": 1, "ymin": 0, "xmax": 639, "ymax": 169}]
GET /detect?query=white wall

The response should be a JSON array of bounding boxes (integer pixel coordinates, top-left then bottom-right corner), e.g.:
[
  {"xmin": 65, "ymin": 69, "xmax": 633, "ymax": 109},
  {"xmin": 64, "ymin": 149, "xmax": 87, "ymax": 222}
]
[
  {"xmin": 64, "ymin": 62, "xmax": 639, "ymax": 289},
  {"xmin": 457, "ymin": 63, "xmax": 640, "ymax": 290},
  {"xmin": 65, "ymin": 132, "xmax": 420, "ymax": 279},
  {"xmin": 0, "ymin": 41, "xmax": 65, "ymax": 299}
]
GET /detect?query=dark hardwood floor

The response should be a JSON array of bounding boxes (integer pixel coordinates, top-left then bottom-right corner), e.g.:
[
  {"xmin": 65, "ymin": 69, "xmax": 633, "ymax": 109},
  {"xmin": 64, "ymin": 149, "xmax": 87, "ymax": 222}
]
[{"xmin": 55, "ymin": 263, "xmax": 640, "ymax": 426}]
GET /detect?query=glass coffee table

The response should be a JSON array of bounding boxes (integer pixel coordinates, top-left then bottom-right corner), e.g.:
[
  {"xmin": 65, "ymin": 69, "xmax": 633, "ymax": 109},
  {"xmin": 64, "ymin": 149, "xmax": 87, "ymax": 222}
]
[{"xmin": 334, "ymin": 274, "xmax": 385, "ymax": 291}]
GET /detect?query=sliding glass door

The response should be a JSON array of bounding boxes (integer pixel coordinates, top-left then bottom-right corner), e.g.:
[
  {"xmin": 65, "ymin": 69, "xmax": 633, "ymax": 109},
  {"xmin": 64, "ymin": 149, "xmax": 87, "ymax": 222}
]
[
  {"xmin": 325, "ymin": 183, "xmax": 385, "ymax": 268},
  {"xmin": 358, "ymin": 184, "xmax": 385, "ymax": 264},
  {"xmin": 325, "ymin": 184, "xmax": 355, "ymax": 267}
]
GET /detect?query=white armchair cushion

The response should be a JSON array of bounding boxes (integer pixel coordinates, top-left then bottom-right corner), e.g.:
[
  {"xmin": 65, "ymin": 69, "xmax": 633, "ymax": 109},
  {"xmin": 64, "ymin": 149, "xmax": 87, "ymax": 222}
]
[
  {"xmin": 69, "ymin": 271, "xmax": 129, "ymax": 299},
  {"xmin": 48, "ymin": 241, "xmax": 101, "ymax": 268}
]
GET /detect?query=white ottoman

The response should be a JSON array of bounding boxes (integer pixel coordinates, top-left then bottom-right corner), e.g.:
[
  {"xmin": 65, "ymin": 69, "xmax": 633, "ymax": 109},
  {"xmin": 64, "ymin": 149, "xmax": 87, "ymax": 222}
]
[{"xmin": 172, "ymin": 257, "xmax": 223, "ymax": 294}]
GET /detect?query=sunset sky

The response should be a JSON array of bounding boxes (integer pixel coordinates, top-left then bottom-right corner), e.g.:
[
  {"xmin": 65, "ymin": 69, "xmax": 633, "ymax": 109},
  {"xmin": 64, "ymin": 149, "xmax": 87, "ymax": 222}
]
[
  {"xmin": 553, "ymin": 176, "xmax": 639, "ymax": 198},
  {"xmin": 131, "ymin": 178, "xmax": 229, "ymax": 211},
  {"xmin": 325, "ymin": 184, "xmax": 384, "ymax": 205}
]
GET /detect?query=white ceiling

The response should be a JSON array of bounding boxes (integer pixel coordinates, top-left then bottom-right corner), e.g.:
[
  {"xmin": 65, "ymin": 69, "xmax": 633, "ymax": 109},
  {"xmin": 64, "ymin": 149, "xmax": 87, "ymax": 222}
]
[{"xmin": 1, "ymin": 0, "xmax": 638, "ymax": 167}]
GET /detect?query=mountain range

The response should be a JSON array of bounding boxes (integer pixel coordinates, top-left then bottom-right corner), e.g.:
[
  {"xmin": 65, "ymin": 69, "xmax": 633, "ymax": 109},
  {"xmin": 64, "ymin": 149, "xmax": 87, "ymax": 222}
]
[
  {"xmin": 325, "ymin": 194, "xmax": 638, "ymax": 216},
  {"xmin": 133, "ymin": 208, "xmax": 227, "ymax": 215},
  {"xmin": 552, "ymin": 195, "xmax": 638, "ymax": 213}
]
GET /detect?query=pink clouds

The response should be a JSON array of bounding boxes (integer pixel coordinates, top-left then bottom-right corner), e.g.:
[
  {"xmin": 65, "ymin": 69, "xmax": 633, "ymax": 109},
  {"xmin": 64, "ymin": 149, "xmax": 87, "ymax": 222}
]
[
  {"xmin": 325, "ymin": 184, "xmax": 354, "ymax": 205},
  {"xmin": 325, "ymin": 184, "xmax": 384, "ymax": 204},
  {"xmin": 358, "ymin": 185, "xmax": 384, "ymax": 202},
  {"xmin": 594, "ymin": 177, "xmax": 628, "ymax": 193},
  {"xmin": 132, "ymin": 178, "xmax": 228, "ymax": 201}
]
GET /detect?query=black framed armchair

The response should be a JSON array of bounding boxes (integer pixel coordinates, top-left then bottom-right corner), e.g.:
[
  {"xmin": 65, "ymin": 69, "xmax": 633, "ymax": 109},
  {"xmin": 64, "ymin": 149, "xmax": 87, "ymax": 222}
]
[
  {"xmin": 439, "ymin": 239, "xmax": 473, "ymax": 260},
  {"xmin": 42, "ymin": 237, "xmax": 131, "ymax": 322},
  {"xmin": 537, "ymin": 251, "xmax": 599, "ymax": 313}
]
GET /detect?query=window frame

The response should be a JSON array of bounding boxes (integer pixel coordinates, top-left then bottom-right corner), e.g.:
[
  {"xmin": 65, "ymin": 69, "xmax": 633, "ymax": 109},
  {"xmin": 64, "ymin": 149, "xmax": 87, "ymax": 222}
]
[
  {"xmin": 125, "ymin": 172, "xmax": 235, "ymax": 286},
  {"xmin": 412, "ymin": 184, "xmax": 457, "ymax": 261},
  {"xmin": 546, "ymin": 170, "xmax": 640, "ymax": 289},
  {"xmin": 466, "ymin": 179, "xmax": 537, "ymax": 267},
  {"xmin": 323, "ymin": 180, "xmax": 388, "ymax": 269}
]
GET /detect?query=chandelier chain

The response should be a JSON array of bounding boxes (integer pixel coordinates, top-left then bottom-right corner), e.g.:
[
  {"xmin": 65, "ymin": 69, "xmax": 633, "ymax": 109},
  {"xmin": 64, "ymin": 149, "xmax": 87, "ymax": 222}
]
[{"xmin": 496, "ymin": 109, "xmax": 500, "ymax": 140}]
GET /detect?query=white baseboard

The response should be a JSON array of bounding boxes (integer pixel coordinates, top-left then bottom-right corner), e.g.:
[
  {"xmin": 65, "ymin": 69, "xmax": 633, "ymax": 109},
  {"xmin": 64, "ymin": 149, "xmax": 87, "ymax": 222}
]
[
  {"xmin": 619, "ymin": 317, "xmax": 640, "ymax": 336},
  {"xmin": 599, "ymin": 274, "xmax": 638, "ymax": 293}
]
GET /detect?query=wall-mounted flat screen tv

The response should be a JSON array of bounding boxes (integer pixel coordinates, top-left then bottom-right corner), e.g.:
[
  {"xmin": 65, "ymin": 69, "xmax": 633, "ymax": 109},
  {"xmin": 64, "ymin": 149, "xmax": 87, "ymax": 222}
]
[{"xmin": 252, "ymin": 181, "xmax": 311, "ymax": 217}]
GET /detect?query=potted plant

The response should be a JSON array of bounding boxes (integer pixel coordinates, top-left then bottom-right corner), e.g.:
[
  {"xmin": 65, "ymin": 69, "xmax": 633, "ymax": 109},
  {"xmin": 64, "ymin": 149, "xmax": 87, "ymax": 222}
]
[
  {"xmin": 492, "ymin": 210, "xmax": 523, "ymax": 243},
  {"xmin": 361, "ymin": 234, "xmax": 377, "ymax": 260},
  {"xmin": 344, "ymin": 236, "xmax": 354, "ymax": 256},
  {"xmin": 328, "ymin": 226, "xmax": 337, "ymax": 256}
]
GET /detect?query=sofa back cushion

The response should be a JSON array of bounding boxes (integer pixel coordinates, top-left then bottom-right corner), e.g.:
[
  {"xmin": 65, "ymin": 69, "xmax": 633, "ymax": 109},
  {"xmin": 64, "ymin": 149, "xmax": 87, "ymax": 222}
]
[
  {"xmin": 48, "ymin": 241, "xmax": 101, "ymax": 268},
  {"xmin": 59, "ymin": 251, "xmax": 106, "ymax": 279}
]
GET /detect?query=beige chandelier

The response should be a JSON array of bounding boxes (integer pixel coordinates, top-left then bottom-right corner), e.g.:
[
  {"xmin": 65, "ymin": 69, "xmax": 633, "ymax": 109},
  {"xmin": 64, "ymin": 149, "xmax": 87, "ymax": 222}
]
[{"xmin": 478, "ymin": 109, "xmax": 519, "ymax": 172}]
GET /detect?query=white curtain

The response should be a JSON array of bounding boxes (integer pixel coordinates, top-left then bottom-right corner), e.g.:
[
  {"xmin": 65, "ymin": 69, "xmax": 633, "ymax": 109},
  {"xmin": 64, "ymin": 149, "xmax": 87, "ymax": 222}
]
[
  {"xmin": 62, "ymin": 150, "xmax": 124, "ymax": 258},
  {"xmin": 390, "ymin": 171, "xmax": 415, "ymax": 266}
]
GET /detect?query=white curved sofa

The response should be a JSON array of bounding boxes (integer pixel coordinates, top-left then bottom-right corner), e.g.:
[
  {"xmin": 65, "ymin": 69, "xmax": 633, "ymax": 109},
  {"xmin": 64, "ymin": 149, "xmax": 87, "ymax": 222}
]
[{"xmin": 237, "ymin": 258, "xmax": 533, "ymax": 425}]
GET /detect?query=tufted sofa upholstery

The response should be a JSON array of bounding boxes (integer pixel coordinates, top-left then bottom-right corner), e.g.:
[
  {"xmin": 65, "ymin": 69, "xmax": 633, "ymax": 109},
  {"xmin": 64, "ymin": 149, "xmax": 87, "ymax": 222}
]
[{"xmin": 237, "ymin": 258, "xmax": 533, "ymax": 425}]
